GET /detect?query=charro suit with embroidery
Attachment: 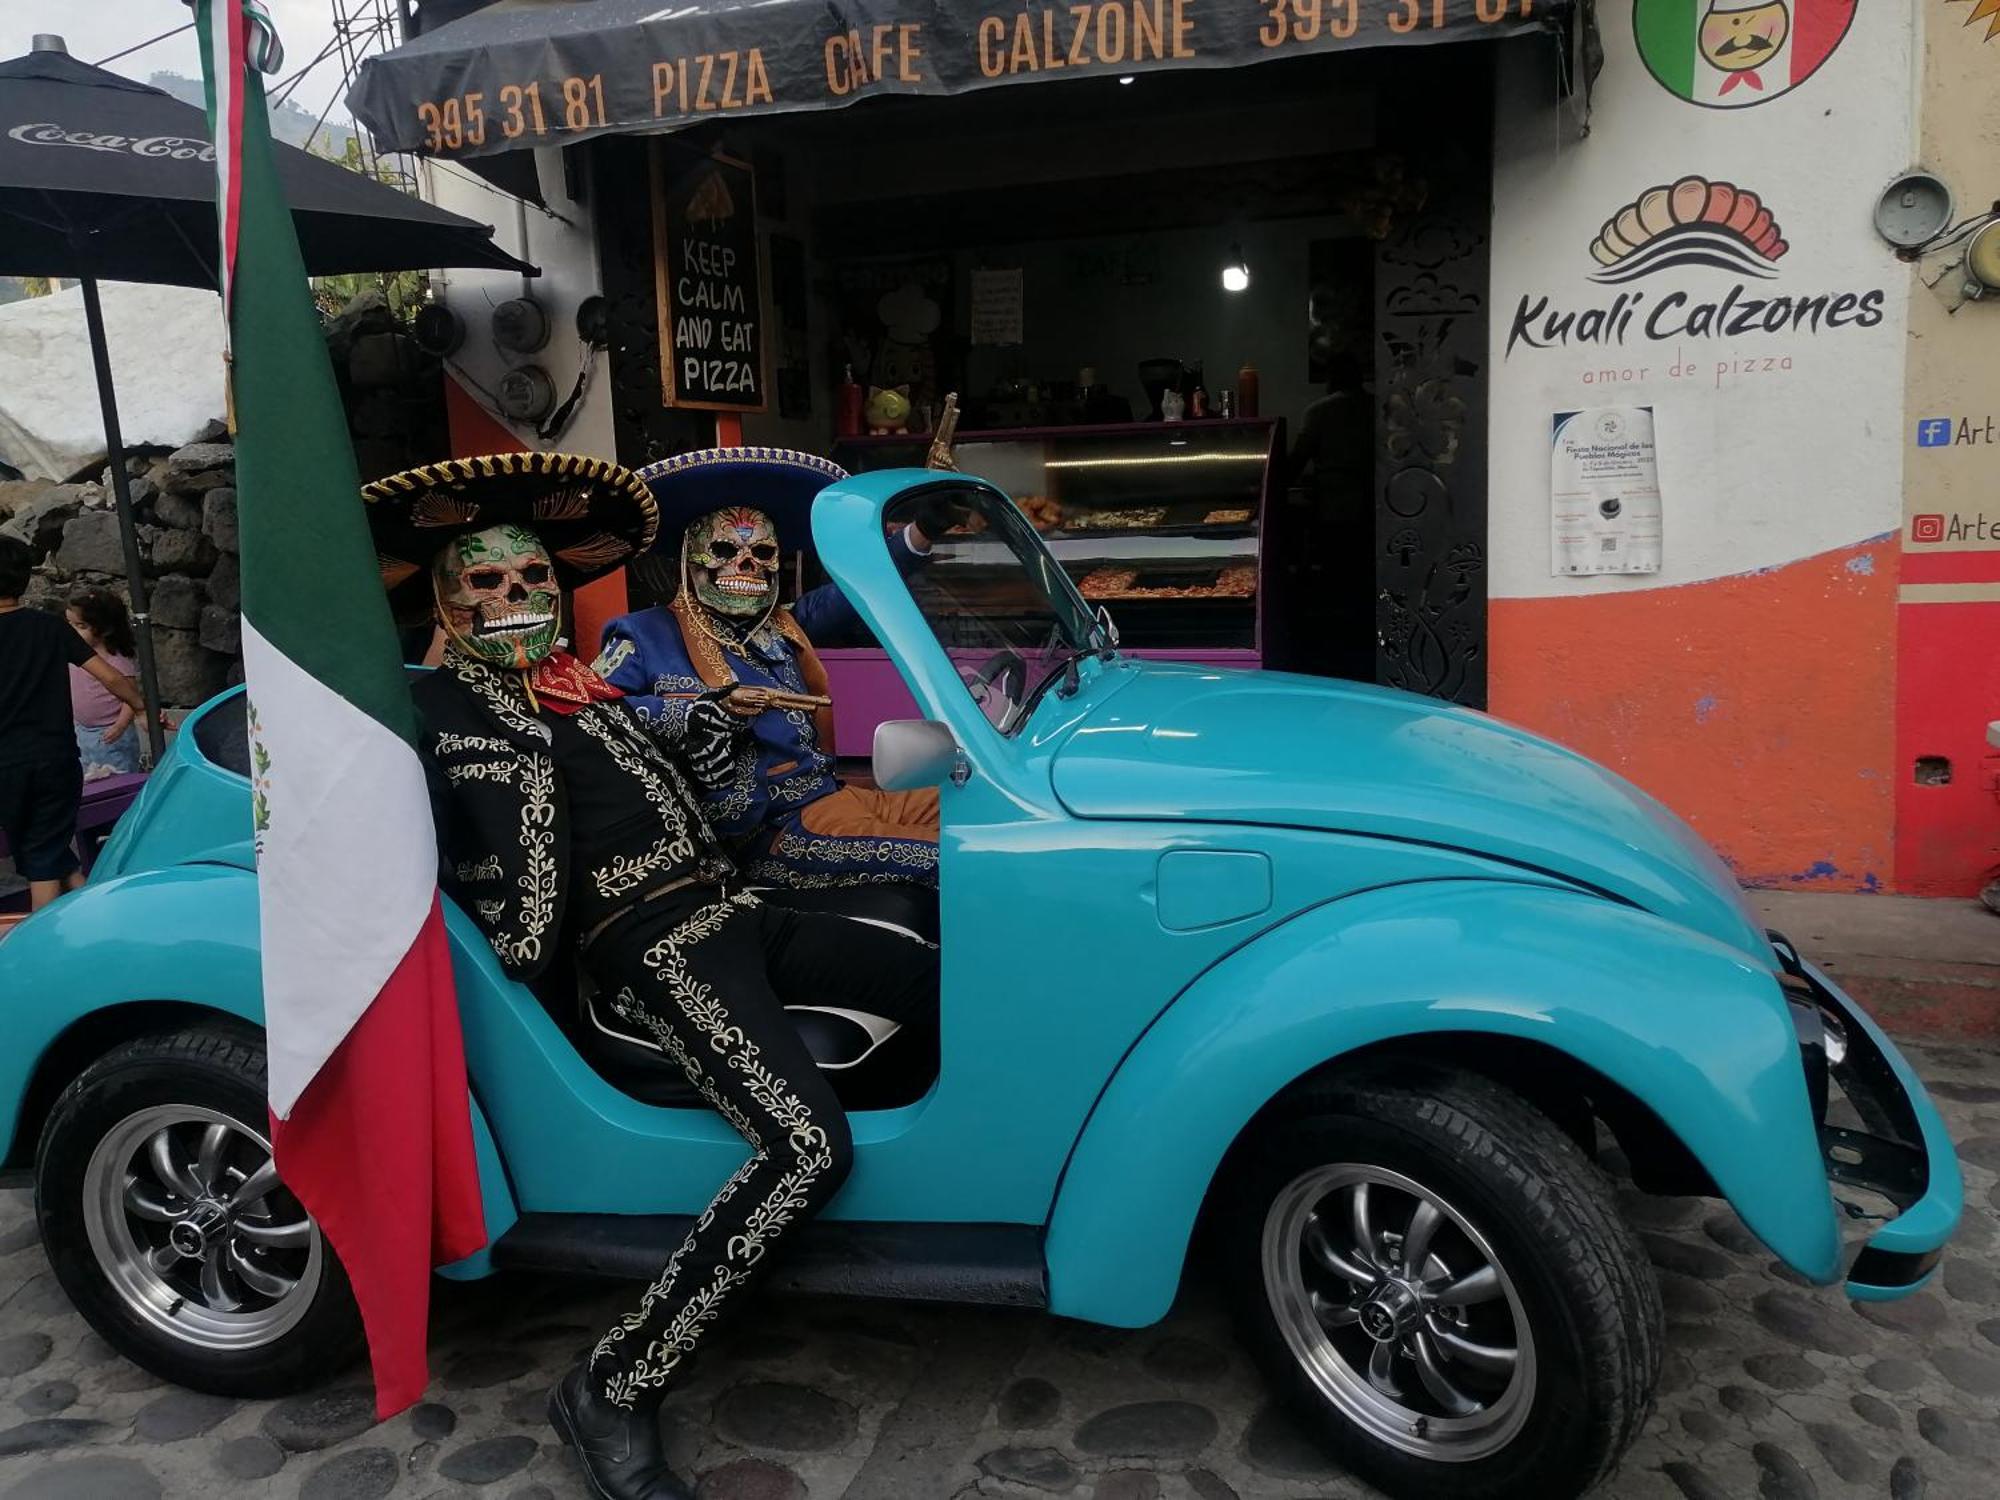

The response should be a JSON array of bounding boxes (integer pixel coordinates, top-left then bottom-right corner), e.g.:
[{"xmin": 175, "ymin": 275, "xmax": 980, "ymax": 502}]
[
  {"xmin": 595, "ymin": 531, "xmax": 939, "ymax": 890},
  {"xmin": 414, "ymin": 649, "xmax": 935, "ymax": 1418},
  {"xmin": 415, "ymin": 654, "xmax": 734, "ymax": 979}
]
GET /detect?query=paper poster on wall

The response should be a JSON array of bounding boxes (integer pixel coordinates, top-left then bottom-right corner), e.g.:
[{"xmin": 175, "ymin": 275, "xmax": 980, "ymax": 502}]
[
  {"xmin": 1550, "ymin": 406, "xmax": 1663, "ymax": 576},
  {"xmin": 970, "ymin": 267, "xmax": 1023, "ymax": 346}
]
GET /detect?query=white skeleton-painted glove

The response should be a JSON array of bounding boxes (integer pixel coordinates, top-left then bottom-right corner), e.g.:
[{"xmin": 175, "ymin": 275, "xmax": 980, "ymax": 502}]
[{"xmin": 681, "ymin": 695, "xmax": 747, "ymax": 789}]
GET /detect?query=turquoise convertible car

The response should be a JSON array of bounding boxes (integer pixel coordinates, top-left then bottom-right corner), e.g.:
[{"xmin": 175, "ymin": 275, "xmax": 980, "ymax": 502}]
[{"xmin": 0, "ymin": 471, "xmax": 1962, "ymax": 1499}]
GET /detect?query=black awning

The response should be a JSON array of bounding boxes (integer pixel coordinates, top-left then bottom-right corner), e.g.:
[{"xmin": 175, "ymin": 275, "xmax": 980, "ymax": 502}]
[
  {"xmin": 350, "ymin": 0, "xmax": 1575, "ymax": 162},
  {"xmin": 0, "ymin": 45, "xmax": 537, "ymax": 287}
]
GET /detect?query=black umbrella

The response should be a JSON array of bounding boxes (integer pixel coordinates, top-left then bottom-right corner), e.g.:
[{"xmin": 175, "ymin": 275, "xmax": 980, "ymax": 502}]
[
  {"xmin": 0, "ymin": 34, "xmax": 537, "ymax": 757},
  {"xmin": 0, "ymin": 39, "xmax": 533, "ymax": 286}
]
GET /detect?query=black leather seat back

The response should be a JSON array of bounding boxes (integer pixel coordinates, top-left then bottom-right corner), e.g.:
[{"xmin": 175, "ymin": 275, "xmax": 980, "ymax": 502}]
[{"xmin": 543, "ymin": 883, "xmax": 939, "ymax": 1111}]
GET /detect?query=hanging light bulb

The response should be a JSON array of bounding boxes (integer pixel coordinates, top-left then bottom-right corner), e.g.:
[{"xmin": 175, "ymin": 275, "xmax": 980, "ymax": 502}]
[{"xmin": 1221, "ymin": 243, "xmax": 1250, "ymax": 293}]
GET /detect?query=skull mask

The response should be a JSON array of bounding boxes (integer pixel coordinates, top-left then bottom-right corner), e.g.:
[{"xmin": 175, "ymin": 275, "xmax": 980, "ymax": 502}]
[
  {"xmin": 684, "ymin": 506, "xmax": 779, "ymax": 620},
  {"xmin": 434, "ymin": 523, "xmax": 561, "ymax": 668}
]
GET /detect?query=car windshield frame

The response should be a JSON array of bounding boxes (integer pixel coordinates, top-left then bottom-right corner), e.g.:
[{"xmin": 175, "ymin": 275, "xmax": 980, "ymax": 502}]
[{"xmin": 886, "ymin": 481, "xmax": 1106, "ymax": 736}]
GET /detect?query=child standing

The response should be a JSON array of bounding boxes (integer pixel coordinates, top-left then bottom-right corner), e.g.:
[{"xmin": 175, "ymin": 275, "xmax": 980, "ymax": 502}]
[
  {"xmin": 66, "ymin": 588, "xmax": 142, "ymax": 777},
  {"xmin": 0, "ymin": 539, "xmax": 149, "ymax": 910}
]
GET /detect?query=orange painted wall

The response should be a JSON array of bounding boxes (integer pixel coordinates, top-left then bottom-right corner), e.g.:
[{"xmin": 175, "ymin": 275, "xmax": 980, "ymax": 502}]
[
  {"xmin": 442, "ymin": 379, "xmax": 629, "ymax": 652},
  {"xmin": 1489, "ymin": 537, "xmax": 1899, "ymax": 892}
]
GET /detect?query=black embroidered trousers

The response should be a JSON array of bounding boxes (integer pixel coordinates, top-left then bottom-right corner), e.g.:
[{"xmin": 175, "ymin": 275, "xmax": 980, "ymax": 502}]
[{"xmin": 578, "ymin": 889, "xmax": 937, "ymax": 1412}]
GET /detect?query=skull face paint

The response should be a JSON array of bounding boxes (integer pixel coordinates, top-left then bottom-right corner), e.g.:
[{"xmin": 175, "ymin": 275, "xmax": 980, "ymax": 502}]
[
  {"xmin": 685, "ymin": 506, "xmax": 780, "ymax": 619},
  {"xmin": 435, "ymin": 523, "xmax": 561, "ymax": 667}
]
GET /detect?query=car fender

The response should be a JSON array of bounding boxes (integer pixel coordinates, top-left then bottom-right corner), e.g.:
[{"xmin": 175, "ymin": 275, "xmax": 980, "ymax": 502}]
[
  {"xmin": 1043, "ymin": 878, "xmax": 1837, "ymax": 1328},
  {"xmin": 0, "ymin": 865, "xmax": 516, "ymax": 1270}
]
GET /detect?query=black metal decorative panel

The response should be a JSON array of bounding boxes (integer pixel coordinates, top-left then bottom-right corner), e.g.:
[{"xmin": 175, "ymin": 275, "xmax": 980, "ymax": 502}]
[
  {"xmin": 1371, "ymin": 64, "xmax": 1493, "ymax": 710},
  {"xmin": 593, "ymin": 137, "xmax": 716, "ymax": 469}
]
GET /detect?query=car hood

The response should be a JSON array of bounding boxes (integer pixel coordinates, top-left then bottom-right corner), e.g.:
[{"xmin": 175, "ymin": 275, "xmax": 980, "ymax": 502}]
[{"xmin": 1051, "ymin": 662, "xmax": 1772, "ymax": 963}]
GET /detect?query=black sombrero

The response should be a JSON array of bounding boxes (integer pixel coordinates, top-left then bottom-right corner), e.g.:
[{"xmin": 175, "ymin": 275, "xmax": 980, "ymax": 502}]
[
  {"xmin": 635, "ymin": 447, "xmax": 848, "ymax": 557},
  {"xmin": 361, "ymin": 451, "xmax": 658, "ymax": 622}
]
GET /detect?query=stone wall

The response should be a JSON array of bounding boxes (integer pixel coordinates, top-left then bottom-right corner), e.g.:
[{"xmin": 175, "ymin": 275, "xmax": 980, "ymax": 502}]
[
  {"xmin": 0, "ymin": 287, "xmax": 450, "ymax": 710},
  {"xmin": 0, "ymin": 432, "xmax": 240, "ymax": 707}
]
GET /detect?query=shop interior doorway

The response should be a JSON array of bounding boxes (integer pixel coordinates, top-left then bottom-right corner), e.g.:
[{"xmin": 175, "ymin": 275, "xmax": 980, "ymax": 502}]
[{"xmin": 620, "ymin": 53, "xmax": 1399, "ymax": 689}]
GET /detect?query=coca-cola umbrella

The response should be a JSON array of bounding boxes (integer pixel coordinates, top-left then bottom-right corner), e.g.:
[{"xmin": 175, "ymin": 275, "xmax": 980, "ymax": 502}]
[{"xmin": 0, "ymin": 34, "xmax": 535, "ymax": 756}]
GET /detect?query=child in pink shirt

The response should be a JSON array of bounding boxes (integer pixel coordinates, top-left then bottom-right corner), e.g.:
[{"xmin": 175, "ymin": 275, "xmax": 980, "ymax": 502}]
[{"xmin": 67, "ymin": 589, "xmax": 141, "ymax": 777}]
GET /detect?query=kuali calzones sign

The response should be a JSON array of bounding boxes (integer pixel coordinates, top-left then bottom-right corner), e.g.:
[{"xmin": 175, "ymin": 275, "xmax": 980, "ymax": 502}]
[{"xmin": 1506, "ymin": 175, "xmax": 1886, "ymax": 357}]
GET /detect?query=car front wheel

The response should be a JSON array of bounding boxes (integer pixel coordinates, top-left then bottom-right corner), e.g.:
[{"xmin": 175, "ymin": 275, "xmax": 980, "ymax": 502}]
[
  {"xmin": 1223, "ymin": 1068, "xmax": 1662, "ymax": 1500},
  {"xmin": 34, "ymin": 1023, "xmax": 361, "ymax": 1396}
]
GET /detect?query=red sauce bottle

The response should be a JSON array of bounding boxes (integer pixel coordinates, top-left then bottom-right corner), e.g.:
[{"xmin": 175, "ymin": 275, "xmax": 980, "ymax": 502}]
[{"xmin": 836, "ymin": 364, "xmax": 864, "ymax": 438}]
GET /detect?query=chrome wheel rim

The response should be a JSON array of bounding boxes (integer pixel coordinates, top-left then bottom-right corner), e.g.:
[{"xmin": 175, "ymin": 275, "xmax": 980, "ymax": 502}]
[
  {"xmin": 81, "ymin": 1104, "xmax": 321, "ymax": 1351},
  {"xmin": 1262, "ymin": 1163, "xmax": 1536, "ymax": 1462}
]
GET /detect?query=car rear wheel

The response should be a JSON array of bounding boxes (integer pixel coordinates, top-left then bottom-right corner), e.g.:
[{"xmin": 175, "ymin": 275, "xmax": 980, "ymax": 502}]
[
  {"xmin": 1222, "ymin": 1068, "xmax": 1661, "ymax": 1500},
  {"xmin": 34, "ymin": 1023, "xmax": 361, "ymax": 1396}
]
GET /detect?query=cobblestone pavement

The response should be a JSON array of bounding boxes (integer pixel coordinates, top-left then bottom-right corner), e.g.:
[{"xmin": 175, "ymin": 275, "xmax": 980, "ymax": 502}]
[{"xmin": 2, "ymin": 1042, "xmax": 1997, "ymax": 1499}]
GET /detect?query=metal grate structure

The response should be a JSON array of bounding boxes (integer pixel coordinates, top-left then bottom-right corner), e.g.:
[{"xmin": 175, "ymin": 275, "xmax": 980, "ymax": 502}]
[{"xmin": 304, "ymin": 0, "xmax": 417, "ymax": 194}]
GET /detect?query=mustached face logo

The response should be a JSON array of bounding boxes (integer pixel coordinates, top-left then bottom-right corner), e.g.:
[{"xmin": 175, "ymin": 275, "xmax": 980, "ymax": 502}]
[
  {"xmin": 1634, "ymin": 0, "xmax": 1856, "ymax": 109},
  {"xmin": 1589, "ymin": 177, "xmax": 1788, "ymax": 283}
]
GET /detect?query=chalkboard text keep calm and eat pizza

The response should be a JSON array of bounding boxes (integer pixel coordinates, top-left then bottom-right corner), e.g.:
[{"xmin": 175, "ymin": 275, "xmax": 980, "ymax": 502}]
[{"xmin": 653, "ymin": 148, "xmax": 767, "ymax": 412}]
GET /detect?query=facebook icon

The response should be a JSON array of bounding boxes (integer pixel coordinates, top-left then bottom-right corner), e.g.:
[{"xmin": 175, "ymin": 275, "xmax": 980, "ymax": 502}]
[{"xmin": 1917, "ymin": 417, "xmax": 1955, "ymax": 447}]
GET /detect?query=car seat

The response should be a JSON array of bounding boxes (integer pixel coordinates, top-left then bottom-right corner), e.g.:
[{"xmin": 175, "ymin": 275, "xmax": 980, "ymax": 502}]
[{"xmin": 544, "ymin": 882, "xmax": 940, "ymax": 1111}]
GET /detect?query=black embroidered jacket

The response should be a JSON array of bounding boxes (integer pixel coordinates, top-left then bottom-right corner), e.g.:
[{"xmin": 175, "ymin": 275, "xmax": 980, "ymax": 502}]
[{"xmin": 414, "ymin": 653, "xmax": 739, "ymax": 981}]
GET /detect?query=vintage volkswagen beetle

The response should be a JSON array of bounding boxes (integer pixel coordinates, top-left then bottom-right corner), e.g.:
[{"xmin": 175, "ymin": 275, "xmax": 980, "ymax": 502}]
[{"xmin": 0, "ymin": 471, "xmax": 1962, "ymax": 1498}]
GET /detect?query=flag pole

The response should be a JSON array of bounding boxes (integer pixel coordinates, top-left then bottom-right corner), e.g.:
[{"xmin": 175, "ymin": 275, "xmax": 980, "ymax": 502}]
[{"xmin": 77, "ymin": 273, "xmax": 168, "ymax": 761}]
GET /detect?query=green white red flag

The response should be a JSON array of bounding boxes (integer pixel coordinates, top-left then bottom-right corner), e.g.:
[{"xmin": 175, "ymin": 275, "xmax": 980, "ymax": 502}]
[{"xmin": 192, "ymin": 0, "xmax": 485, "ymax": 1418}]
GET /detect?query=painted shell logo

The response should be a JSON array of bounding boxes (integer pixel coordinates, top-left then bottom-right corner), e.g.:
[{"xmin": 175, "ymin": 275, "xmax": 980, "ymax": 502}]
[
  {"xmin": 1588, "ymin": 177, "xmax": 1787, "ymax": 283},
  {"xmin": 1633, "ymin": 0, "xmax": 1857, "ymax": 108}
]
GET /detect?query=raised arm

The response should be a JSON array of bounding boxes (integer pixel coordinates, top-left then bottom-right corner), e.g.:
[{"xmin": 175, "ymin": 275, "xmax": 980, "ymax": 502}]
[{"xmin": 790, "ymin": 523, "xmax": 934, "ymax": 641}]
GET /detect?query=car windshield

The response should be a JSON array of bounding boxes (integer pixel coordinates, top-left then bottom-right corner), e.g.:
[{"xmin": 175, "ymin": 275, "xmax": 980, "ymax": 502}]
[{"xmin": 887, "ymin": 483, "xmax": 1103, "ymax": 734}]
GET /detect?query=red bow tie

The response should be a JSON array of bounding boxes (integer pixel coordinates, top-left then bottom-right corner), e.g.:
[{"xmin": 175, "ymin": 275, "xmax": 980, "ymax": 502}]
[{"xmin": 527, "ymin": 649, "xmax": 624, "ymax": 715}]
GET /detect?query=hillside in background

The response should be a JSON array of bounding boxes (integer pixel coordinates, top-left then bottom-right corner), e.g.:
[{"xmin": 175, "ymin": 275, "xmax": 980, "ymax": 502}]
[{"xmin": 147, "ymin": 70, "xmax": 355, "ymax": 157}]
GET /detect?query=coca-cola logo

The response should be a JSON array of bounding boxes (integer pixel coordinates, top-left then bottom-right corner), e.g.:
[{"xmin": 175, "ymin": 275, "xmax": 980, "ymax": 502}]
[{"xmin": 7, "ymin": 123, "xmax": 216, "ymax": 162}]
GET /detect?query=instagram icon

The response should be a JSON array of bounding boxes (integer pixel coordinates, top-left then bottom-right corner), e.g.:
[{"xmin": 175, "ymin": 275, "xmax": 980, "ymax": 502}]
[{"xmin": 1911, "ymin": 514, "xmax": 1947, "ymax": 544}]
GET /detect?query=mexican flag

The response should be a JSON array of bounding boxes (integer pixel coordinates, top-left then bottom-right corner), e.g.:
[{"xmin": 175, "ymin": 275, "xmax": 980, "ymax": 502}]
[
  {"xmin": 193, "ymin": 0, "xmax": 485, "ymax": 1418},
  {"xmin": 1633, "ymin": 0, "xmax": 1856, "ymax": 106}
]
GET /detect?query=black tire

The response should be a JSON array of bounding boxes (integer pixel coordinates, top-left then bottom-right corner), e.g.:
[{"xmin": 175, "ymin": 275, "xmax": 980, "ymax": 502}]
[
  {"xmin": 34, "ymin": 1023, "xmax": 363, "ymax": 1397},
  {"xmin": 1221, "ymin": 1067, "xmax": 1662, "ymax": 1500}
]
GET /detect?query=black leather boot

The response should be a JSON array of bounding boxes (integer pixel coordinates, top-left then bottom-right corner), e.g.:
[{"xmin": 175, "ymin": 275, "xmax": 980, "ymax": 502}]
[{"xmin": 547, "ymin": 1362, "xmax": 694, "ymax": 1500}]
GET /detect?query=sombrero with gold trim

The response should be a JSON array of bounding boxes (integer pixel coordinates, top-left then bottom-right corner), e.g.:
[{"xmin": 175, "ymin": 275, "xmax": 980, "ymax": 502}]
[
  {"xmin": 361, "ymin": 451, "xmax": 658, "ymax": 623},
  {"xmin": 635, "ymin": 446, "xmax": 848, "ymax": 557}
]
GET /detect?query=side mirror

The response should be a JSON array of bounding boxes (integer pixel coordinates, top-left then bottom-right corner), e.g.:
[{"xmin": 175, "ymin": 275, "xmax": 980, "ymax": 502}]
[{"xmin": 873, "ymin": 719, "xmax": 963, "ymax": 791}]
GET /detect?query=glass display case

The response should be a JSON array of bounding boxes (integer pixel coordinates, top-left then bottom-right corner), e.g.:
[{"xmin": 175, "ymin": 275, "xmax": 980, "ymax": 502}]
[{"xmin": 811, "ymin": 419, "xmax": 1283, "ymax": 754}]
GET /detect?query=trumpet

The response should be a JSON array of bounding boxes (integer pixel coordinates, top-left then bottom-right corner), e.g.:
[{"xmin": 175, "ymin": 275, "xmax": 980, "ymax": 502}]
[{"xmin": 925, "ymin": 392, "xmax": 961, "ymax": 471}]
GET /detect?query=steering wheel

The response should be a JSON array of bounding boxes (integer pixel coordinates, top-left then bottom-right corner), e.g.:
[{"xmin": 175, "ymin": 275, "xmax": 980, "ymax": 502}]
[{"xmin": 966, "ymin": 648, "xmax": 1027, "ymax": 724}]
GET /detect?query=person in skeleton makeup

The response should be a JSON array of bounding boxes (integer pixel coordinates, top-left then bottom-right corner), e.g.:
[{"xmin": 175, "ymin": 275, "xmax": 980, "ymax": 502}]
[
  {"xmin": 365, "ymin": 454, "xmax": 938, "ymax": 1500},
  {"xmin": 435, "ymin": 523, "xmax": 562, "ymax": 667},
  {"xmin": 596, "ymin": 449, "xmax": 952, "ymax": 891}
]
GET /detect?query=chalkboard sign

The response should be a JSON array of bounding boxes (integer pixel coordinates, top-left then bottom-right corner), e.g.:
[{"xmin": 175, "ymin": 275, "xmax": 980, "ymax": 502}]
[{"xmin": 652, "ymin": 146, "xmax": 766, "ymax": 413}]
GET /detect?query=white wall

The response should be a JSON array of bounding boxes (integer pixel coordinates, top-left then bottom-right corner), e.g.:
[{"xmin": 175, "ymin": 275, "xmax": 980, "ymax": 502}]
[
  {"xmin": 1487, "ymin": 2, "xmax": 1913, "ymax": 598},
  {"xmin": 424, "ymin": 148, "xmax": 615, "ymax": 456}
]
